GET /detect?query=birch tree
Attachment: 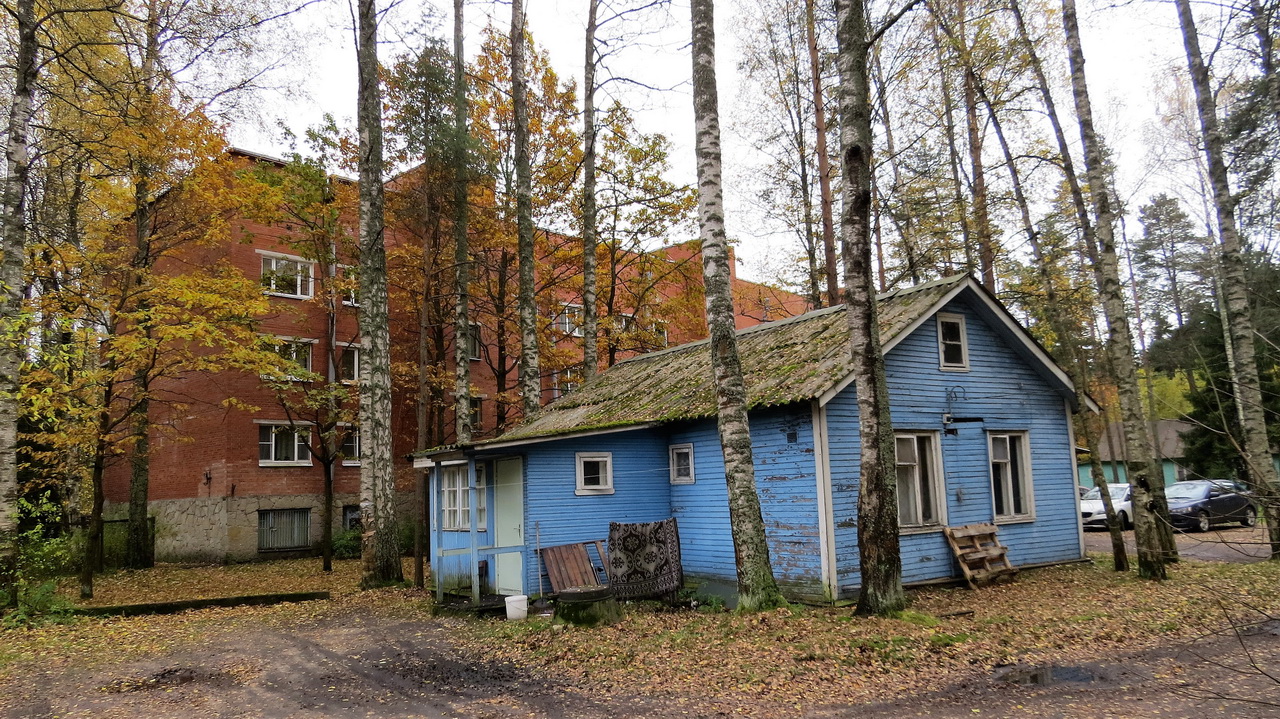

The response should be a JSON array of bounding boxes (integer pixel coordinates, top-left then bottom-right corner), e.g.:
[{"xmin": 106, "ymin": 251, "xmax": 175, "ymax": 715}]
[
  {"xmin": 512, "ymin": 0, "xmax": 541, "ymax": 417},
  {"xmin": 582, "ymin": 0, "xmax": 601, "ymax": 379},
  {"xmin": 355, "ymin": 0, "xmax": 402, "ymax": 586},
  {"xmin": 834, "ymin": 0, "xmax": 921, "ymax": 616},
  {"xmin": 453, "ymin": 0, "xmax": 473, "ymax": 444},
  {"xmin": 690, "ymin": 0, "xmax": 784, "ymax": 612},
  {"xmin": 1174, "ymin": 0, "xmax": 1280, "ymax": 558},
  {"xmin": 1061, "ymin": 0, "xmax": 1169, "ymax": 578}
]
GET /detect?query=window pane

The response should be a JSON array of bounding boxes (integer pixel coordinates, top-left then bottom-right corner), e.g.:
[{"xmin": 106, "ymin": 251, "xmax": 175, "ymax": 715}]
[
  {"xmin": 940, "ymin": 320, "xmax": 961, "ymax": 343},
  {"xmin": 897, "ymin": 464, "xmax": 917, "ymax": 524},
  {"xmin": 295, "ymin": 431, "xmax": 310, "ymax": 460},
  {"xmin": 339, "ymin": 349, "xmax": 357, "ymax": 381},
  {"xmin": 675, "ymin": 450, "xmax": 691, "ymax": 478},
  {"xmin": 992, "ymin": 464, "xmax": 1007, "ymax": 515},
  {"xmin": 1010, "ymin": 436, "xmax": 1024, "ymax": 515},
  {"xmin": 942, "ymin": 343, "xmax": 965, "ymax": 366},
  {"xmin": 274, "ymin": 429, "xmax": 294, "ymax": 461},
  {"xmin": 259, "ymin": 426, "xmax": 273, "ymax": 460},
  {"xmin": 917, "ymin": 436, "xmax": 935, "ymax": 523},
  {"xmin": 991, "ymin": 436, "xmax": 1009, "ymax": 461},
  {"xmin": 895, "ymin": 436, "xmax": 916, "ymax": 464},
  {"xmin": 583, "ymin": 460, "xmax": 603, "ymax": 486}
]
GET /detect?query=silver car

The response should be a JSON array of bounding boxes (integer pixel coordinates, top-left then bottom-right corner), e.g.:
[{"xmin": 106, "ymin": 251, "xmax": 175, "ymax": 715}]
[{"xmin": 1080, "ymin": 483, "xmax": 1132, "ymax": 529}]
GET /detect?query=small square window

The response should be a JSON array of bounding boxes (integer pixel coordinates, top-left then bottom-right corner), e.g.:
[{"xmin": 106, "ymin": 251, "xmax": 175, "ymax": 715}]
[
  {"xmin": 937, "ymin": 313, "xmax": 969, "ymax": 370},
  {"xmin": 341, "ymin": 504, "xmax": 361, "ymax": 531},
  {"xmin": 575, "ymin": 452, "xmax": 613, "ymax": 495},
  {"xmin": 669, "ymin": 443, "xmax": 694, "ymax": 484}
]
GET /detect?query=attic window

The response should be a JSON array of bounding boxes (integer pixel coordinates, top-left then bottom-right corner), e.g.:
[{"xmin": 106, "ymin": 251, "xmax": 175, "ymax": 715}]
[
  {"xmin": 669, "ymin": 444, "xmax": 694, "ymax": 484},
  {"xmin": 575, "ymin": 452, "xmax": 613, "ymax": 496},
  {"xmin": 937, "ymin": 313, "xmax": 969, "ymax": 371}
]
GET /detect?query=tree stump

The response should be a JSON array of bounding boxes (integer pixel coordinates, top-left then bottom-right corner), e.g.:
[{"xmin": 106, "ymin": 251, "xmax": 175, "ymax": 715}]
[{"xmin": 554, "ymin": 586, "xmax": 622, "ymax": 627}]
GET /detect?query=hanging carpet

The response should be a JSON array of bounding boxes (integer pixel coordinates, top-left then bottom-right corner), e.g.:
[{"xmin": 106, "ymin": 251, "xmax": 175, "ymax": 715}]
[{"xmin": 606, "ymin": 517, "xmax": 683, "ymax": 600}]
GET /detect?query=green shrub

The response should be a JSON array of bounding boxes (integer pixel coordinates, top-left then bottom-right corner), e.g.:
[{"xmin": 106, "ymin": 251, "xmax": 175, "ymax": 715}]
[{"xmin": 332, "ymin": 528, "xmax": 362, "ymax": 559}]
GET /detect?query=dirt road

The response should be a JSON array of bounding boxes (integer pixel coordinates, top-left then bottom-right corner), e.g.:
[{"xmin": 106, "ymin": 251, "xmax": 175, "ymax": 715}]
[
  {"xmin": 5, "ymin": 606, "xmax": 1280, "ymax": 718},
  {"xmin": 1083, "ymin": 524, "xmax": 1271, "ymax": 562}
]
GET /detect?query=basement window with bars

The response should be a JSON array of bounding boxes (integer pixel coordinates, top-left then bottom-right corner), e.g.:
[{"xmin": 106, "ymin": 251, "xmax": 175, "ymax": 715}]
[{"xmin": 258, "ymin": 508, "xmax": 311, "ymax": 551}]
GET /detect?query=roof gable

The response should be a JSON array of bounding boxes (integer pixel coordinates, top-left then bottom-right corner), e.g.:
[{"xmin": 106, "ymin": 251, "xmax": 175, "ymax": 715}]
[{"xmin": 448, "ymin": 275, "xmax": 1087, "ymax": 452}]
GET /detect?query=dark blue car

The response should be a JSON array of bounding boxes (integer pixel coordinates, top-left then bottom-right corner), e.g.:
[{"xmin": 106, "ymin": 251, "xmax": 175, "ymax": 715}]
[{"xmin": 1165, "ymin": 480, "xmax": 1257, "ymax": 532}]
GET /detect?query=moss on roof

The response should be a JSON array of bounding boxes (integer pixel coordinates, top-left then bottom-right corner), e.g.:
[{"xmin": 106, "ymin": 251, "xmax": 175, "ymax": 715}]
[{"xmin": 468, "ymin": 275, "xmax": 967, "ymax": 448}]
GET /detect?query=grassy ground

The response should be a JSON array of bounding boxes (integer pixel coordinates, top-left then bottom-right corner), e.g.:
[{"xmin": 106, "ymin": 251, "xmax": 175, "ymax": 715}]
[{"xmin": 1, "ymin": 555, "xmax": 1276, "ymax": 713}]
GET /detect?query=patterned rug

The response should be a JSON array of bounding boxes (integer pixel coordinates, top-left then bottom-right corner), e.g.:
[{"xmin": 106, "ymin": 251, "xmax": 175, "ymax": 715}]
[{"xmin": 607, "ymin": 517, "xmax": 683, "ymax": 600}]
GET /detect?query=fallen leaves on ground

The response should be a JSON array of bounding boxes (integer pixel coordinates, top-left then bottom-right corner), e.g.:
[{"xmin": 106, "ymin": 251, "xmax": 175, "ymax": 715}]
[{"xmin": 454, "ymin": 556, "xmax": 1280, "ymax": 715}]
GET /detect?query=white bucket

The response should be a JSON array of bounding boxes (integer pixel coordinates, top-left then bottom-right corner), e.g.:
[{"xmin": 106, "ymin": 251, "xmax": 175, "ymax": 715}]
[{"xmin": 504, "ymin": 594, "xmax": 528, "ymax": 620}]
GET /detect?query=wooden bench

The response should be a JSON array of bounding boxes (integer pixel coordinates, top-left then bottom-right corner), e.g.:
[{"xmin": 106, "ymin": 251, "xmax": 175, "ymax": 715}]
[
  {"xmin": 540, "ymin": 540, "xmax": 609, "ymax": 594},
  {"xmin": 944, "ymin": 523, "xmax": 1017, "ymax": 588}
]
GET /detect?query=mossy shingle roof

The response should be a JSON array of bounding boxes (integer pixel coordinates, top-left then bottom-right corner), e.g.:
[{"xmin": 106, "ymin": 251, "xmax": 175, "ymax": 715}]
[{"xmin": 480, "ymin": 274, "xmax": 968, "ymax": 446}]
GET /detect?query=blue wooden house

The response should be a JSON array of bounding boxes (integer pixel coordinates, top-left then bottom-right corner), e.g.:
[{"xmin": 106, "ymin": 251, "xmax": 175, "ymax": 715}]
[{"xmin": 414, "ymin": 275, "xmax": 1095, "ymax": 604}]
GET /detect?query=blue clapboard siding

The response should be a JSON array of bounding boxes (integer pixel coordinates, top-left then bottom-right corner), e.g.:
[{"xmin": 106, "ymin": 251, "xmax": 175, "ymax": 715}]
[
  {"xmin": 509, "ymin": 432, "xmax": 672, "ymax": 595},
  {"xmin": 828, "ymin": 295, "xmax": 1083, "ymax": 598},
  {"xmin": 670, "ymin": 408, "xmax": 824, "ymax": 601}
]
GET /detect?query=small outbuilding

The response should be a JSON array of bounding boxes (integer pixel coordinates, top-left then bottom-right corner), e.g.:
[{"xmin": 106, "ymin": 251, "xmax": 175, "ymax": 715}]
[{"xmin": 415, "ymin": 275, "xmax": 1095, "ymax": 604}]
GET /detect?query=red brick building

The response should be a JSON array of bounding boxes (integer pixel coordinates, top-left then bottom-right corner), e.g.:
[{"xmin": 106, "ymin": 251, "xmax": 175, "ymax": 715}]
[{"xmin": 104, "ymin": 150, "xmax": 808, "ymax": 562}]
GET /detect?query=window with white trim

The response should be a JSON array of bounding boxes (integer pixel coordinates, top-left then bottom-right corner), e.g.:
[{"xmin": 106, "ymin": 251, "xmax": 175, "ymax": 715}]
[
  {"xmin": 556, "ymin": 303, "xmax": 584, "ymax": 337},
  {"xmin": 261, "ymin": 254, "xmax": 314, "ymax": 299},
  {"xmin": 575, "ymin": 452, "xmax": 613, "ymax": 495},
  {"xmin": 339, "ymin": 426, "xmax": 360, "ymax": 466},
  {"xmin": 895, "ymin": 432, "xmax": 942, "ymax": 527},
  {"xmin": 469, "ymin": 397, "xmax": 483, "ymax": 427},
  {"xmin": 258, "ymin": 424, "xmax": 312, "ymax": 465},
  {"xmin": 556, "ymin": 368, "xmax": 582, "ymax": 397},
  {"xmin": 441, "ymin": 464, "xmax": 487, "ymax": 530},
  {"xmin": 989, "ymin": 432, "xmax": 1032, "ymax": 520},
  {"xmin": 467, "ymin": 322, "xmax": 482, "ymax": 361},
  {"xmin": 340, "ymin": 265, "xmax": 359, "ymax": 306},
  {"xmin": 937, "ymin": 313, "xmax": 969, "ymax": 370},
  {"xmin": 337, "ymin": 344, "xmax": 359, "ymax": 383},
  {"xmin": 669, "ymin": 443, "xmax": 694, "ymax": 484},
  {"xmin": 275, "ymin": 338, "xmax": 314, "ymax": 376}
]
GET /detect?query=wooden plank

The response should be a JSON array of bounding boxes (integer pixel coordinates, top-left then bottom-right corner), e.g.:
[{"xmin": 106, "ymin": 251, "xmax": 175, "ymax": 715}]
[
  {"xmin": 948, "ymin": 524, "xmax": 998, "ymax": 539},
  {"xmin": 541, "ymin": 541, "xmax": 607, "ymax": 593}
]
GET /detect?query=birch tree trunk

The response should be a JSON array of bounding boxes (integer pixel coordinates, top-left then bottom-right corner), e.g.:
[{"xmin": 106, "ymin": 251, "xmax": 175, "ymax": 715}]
[
  {"xmin": 513, "ymin": 0, "xmax": 541, "ymax": 416},
  {"xmin": 835, "ymin": 0, "xmax": 905, "ymax": 616},
  {"xmin": 1175, "ymin": 0, "xmax": 1280, "ymax": 558},
  {"xmin": 582, "ymin": 0, "xmax": 600, "ymax": 378},
  {"xmin": 689, "ymin": 0, "xmax": 784, "ymax": 612},
  {"xmin": 0, "ymin": 0, "xmax": 37, "ymax": 603},
  {"xmin": 1062, "ymin": 0, "xmax": 1167, "ymax": 579},
  {"xmin": 453, "ymin": 0, "xmax": 473, "ymax": 444},
  {"xmin": 805, "ymin": 0, "xmax": 839, "ymax": 306},
  {"xmin": 356, "ymin": 0, "xmax": 403, "ymax": 586}
]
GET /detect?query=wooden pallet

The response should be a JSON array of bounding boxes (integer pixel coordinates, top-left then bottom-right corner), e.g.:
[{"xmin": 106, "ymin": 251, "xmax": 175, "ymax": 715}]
[
  {"xmin": 540, "ymin": 540, "xmax": 609, "ymax": 594},
  {"xmin": 943, "ymin": 523, "xmax": 1017, "ymax": 588}
]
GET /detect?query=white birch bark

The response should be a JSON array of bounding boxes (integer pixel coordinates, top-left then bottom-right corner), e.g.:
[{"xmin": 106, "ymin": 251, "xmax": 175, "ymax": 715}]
[
  {"xmin": 582, "ymin": 0, "xmax": 600, "ymax": 379},
  {"xmin": 690, "ymin": 0, "xmax": 784, "ymax": 612},
  {"xmin": 0, "ymin": 0, "xmax": 37, "ymax": 603},
  {"xmin": 453, "ymin": 0, "xmax": 473, "ymax": 444},
  {"xmin": 835, "ymin": 0, "xmax": 905, "ymax": 615},
  {"xmin": 1061, "ymin": 0, "xmax": 1168, "ymax": 578},
  {"xmin": 1174, "ymin": 0, "xmax": 1280, "ymax": 558},
  {"xmin": 356, "ymin": 0, "xmax": 403, "ymax": 586},
  {"xmin": 512, "ymin": 0, "xmax": 541, "ymax": 417}
]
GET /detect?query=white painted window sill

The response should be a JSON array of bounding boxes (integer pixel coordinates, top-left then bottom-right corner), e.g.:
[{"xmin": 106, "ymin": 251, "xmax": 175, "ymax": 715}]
[
  {"xmin": 575, "ymin": 488, "xmax": 615, "ymax": 496},
  {"xmin": 259, "ymin": 461, "xmax": 313, "ymax": 468}
]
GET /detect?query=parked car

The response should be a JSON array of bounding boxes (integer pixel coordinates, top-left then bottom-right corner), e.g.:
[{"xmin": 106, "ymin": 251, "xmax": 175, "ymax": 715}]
[
  {"xmin": 1166, "ymin": 480, "xmax": 1257, "ymax": 532},
  {"xmin": 1080, "ymin": 483, "xmax": 1132, "ymax": 530}
]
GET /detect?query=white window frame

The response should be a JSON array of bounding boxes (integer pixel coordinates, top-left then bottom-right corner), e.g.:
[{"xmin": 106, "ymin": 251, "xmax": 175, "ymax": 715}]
[
  {"xmin": 339, "ymin": 424, "xmax": 360, "ymax": 466},
  {"xmin": 336, "ymin": 342, "xmax": 360, "ymax": 384},
  {"xmin": 575, "ymin": 452, "xmax": 614, "ymax": 496},
  {"xmin": 895, "ymin": 431, "xmax": 945, "ymax": 529},
  {"xmin": 557, "ymin": 303, "xmax": 584, "ymax": 337},
  {"xmin": 669, "ymin": 443, "xmax": 695, "ymax": 485},
  {"xmin": 441, "ymin": 463, "xmax": 487, "ymax": 531},
  {"xmin": 339, "ymin": 265, "xmax": 359, "ymax": 307},
  {"xmin": 258, "ymin": 250, "xmax": 315, "ymax": 299},
  {"xmin": 555, "ymin": 368, "xmax": 582, "ymax": 397},
  {"xmin": 936, "ymin": 313, "xmax": 969, "ymax": 371},
  {"xmin": 467, "ymin": 322, "xmax": 482, "ymax": 361},
  {"xmin": 272, "ymin": 336, "xmax": 316, "ymax": 378},
  {"xmin": 468, "ymin": 397, "xmax": 483, "ymax": 427},
  {"xmin": 258, "ymin": 508, "xmax": 311, "ymax": 551},
  {"xmin": 989, "ymin": 431, "xmax": 1034, "ymax": 522},
  {"xmin": 257, "ymin": 423, "xmax": 313, "ymax": 467}
]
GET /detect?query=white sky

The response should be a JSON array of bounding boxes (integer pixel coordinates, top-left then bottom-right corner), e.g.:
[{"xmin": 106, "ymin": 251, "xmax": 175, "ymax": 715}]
[{"xmin": 229, "ymin": 0, "xmax": 1196, "ymax": 283}]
